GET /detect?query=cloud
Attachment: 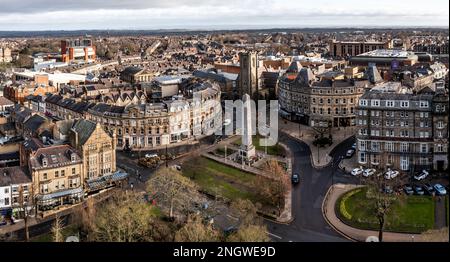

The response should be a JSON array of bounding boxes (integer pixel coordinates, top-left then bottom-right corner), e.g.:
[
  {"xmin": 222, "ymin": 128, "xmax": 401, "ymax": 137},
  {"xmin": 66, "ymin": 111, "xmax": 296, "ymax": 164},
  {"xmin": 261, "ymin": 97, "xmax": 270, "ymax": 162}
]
[{"xmin": 0, "ymin": 0, "xmax": 447, "ymax": 30}]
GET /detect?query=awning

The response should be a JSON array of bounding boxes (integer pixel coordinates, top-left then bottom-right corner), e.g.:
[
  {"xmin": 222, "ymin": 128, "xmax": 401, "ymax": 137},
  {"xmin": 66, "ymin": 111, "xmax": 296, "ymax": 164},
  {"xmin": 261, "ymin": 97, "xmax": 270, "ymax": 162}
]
[
  {"xmin": 37, "ymin": 187, "xmax": 83, "ymax": 201},
  {"xmin": 86, "ymin": 171, "xmax": 129, "ymax": 191}
]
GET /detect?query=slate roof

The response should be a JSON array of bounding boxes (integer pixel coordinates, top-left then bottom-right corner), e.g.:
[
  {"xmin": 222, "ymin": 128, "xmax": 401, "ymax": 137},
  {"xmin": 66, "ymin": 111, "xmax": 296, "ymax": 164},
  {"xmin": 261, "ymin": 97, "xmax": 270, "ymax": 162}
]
[
  {"xmin": 122, "ymin": 66, "xmax": 144, "ymax": 76},
  {"xmin": 0, "ymin": 166, "xmax": 32, "ymax": 187},
  {"xmin": 71, "ymin": 119, "xmax": 97, "ymax": 146},
  {"xmin": 23, "ymin": 114, "xmax": 48, "ymax": 131},
  {"xmin": 29, "ymin": 144, "xmax": 82, "ymax": 170}
]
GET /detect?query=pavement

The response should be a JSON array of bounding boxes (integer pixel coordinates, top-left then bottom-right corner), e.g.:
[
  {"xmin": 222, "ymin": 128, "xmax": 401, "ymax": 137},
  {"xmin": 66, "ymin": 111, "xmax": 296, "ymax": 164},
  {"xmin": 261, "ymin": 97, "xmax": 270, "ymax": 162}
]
[
  {"xmin": 278, "ymin": 116, "xmax": 356, "ymax": 169},
  {"xmin": 322, "ymin": 183, "xmax": 422, "ymax": 242}
]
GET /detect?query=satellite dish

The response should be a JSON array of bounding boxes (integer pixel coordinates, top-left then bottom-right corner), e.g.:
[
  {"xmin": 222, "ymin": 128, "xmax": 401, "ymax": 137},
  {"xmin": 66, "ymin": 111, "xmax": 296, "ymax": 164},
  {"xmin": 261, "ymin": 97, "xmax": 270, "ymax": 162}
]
[
  {"xmin": 366, "ymin": 236, "xmax": 379, "ymax": 242},
  {"xmin": 65, "ymin": 236, "xmax": 80, "ymax": 242}
]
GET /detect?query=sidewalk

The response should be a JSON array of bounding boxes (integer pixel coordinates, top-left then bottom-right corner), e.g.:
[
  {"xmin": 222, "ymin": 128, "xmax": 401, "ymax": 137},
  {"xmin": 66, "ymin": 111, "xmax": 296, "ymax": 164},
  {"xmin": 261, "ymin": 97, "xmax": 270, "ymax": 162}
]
[
  {"xmin": 279, "ymin": 117, "xmax": 355, "ymax": 168},
  {"xmin": 0, "ymin": 187, "xmax": 118, "ymax": 236},
  {"xmin": 322, "ymin": 183, "xmax": 423, "ymax": 242}
]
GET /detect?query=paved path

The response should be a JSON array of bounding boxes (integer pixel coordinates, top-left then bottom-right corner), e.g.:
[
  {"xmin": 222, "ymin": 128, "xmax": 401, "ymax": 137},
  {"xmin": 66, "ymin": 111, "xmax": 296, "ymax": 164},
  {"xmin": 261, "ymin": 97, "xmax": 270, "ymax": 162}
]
[
  {"xmin": 322, "ymin": 183, "xmax": 422, "ymax": 242},
  {"xmin": 278, "ymin": 116, "xmax": 356, "ymax": 168},
  {"xmin": 435, "ymin": 197, "xmax": 447, "ymax": 229}
]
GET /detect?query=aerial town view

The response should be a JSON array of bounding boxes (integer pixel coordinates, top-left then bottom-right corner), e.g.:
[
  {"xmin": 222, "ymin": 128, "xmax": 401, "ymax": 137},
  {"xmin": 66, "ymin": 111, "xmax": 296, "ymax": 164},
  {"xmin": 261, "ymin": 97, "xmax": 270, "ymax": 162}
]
[{"xmin": 0, "ymin": 0, "xmax": 448, "ymax": 258}]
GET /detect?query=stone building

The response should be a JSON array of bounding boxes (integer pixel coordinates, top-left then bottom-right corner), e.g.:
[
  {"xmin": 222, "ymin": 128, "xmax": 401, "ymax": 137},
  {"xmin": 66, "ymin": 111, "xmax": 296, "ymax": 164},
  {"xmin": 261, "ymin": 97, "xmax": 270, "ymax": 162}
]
[
  {"xmin": 355, "ymin": 82, "xmax": 448, "ymax": 173},
  {"xmin": 238, "ymin": 51, "xmax": 260, "ymax": 98},
  {"xmin": 69, "ymin": 119, "xmax": 117, "ymax": 182},
  {"xmin": 278, "ymin": 66, "xmax": 366, "ymax": 131},
  {"xmin": 28, "ymin": 144, "xmax": 84, "ymax": 209}
]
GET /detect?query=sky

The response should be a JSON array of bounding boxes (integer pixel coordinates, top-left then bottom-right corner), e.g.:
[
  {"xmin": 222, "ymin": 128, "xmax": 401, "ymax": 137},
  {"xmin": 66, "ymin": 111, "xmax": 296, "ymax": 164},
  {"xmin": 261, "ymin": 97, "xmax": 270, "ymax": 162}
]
[{"xmin": 0, "ymin": 0, "xmax": 448, "ymax": 31}]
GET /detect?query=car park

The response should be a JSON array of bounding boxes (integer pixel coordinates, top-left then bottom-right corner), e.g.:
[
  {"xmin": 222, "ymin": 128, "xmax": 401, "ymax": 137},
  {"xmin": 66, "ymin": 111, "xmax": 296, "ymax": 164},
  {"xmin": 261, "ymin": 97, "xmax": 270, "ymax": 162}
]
[
  {"xmin": 403, "ymin": 184, "xmax": 414, "ymax": 195},
  {"xmin": 413, "ymin": 185, "xmax": 425, "ymax": 195},
  {"xmin": 413, "ymin": 170, "xmax": 429, "ymax": 181},
  {"xmin": 292, "ymin": 173, "xmax": 300, "ymax": 184},
  {"xmin": 422, "ymin": 183, "xmax": 435, "ymax": 195},
  {"xmin": 433, "ymin": 184, "xmax": 447, "ymax": 195},
  {"xmin": 351, "ymin": 167, "xmax": 364, "ymax": 176},
  {"xmin": 363, "ymin": 168, "xmax": 376, "ymax": 177},
  {"xmin": 384, "ymin": 169, "xmax": 399, "ymax": 180},
  {"xmin": 345, "ymin": 149, "xmax": 355, "ymax": 158}
]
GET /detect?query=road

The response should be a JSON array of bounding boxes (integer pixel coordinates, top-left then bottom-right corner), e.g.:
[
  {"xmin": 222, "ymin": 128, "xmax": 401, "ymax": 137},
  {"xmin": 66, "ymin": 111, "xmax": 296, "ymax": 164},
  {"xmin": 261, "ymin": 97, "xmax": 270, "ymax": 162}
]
[
  {"xmin": 4, "ymin": 132, "xmax": 356, "ymax": 242},
  {"xmin": 266, "ymin": 133, "xmax": 357, "ymax": 242}
]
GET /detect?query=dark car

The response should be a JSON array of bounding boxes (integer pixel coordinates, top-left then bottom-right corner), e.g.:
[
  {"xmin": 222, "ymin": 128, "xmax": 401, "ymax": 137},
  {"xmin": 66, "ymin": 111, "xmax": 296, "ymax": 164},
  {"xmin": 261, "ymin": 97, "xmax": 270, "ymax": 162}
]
[
  {"xmin": 413, "ymin": 185, "xmax": 425, "ymax": 195},
  {"xmin": 422, "ymin": 183, "xmax": 435, "ymax": 195},
  {"xmin": 403, "ymin": 184, "xmax": 414, "ymax": 195},
  {"xmin": 292, "ymin": 173, "xmax": 300, "ymax": 184}
]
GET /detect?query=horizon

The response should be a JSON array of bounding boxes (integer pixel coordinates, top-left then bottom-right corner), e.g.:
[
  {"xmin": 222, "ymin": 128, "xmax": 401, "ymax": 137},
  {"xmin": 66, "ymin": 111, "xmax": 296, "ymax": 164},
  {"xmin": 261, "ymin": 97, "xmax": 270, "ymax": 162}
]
[{"xmin": 0, "ymin": 0, "xmax": 448, "ymax": 31}]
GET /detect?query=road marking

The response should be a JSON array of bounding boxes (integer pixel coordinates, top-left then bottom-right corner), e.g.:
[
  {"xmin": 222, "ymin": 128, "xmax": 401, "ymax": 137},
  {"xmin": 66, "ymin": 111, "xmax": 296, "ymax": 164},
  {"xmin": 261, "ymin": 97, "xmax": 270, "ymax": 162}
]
[{"xmin": 266, "ymin": 232, "xmax": 282, "ymax": 239}]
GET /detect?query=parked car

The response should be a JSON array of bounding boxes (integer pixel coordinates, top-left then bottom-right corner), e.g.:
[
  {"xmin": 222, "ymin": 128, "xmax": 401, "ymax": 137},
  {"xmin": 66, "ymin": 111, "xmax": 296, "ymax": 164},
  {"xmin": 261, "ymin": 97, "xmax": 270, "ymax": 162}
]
[
  {"xmin": 145, "ymin": 153, "xmax": 158, "ymax": 159},
  {"xmin": 351, "ymin": 167, "xmax": 364, "ymax": 176},
  {"xmin": 422, "ymin": 183, "xmax": 435, "ymax": 195},
  {"xmin": 414, "ymin": 170, "xmax": 429, "ymax": 181},
  {"xmin": 403, "ymin": 184, "xmax": 414, "ymax": 195},
  {"xmin": 345, "ymin": 149, "xmax": 355, "ymax": 158},
  {"xmin": 433, "ymin": 184, "xmax": 447, "ymax": 195},
  {"xmin": 413, "ymin": 185, "xmax": 425, "ymax": 195},
  {"xmin": 363, "ymin": 168, "xmax": 376, "ymax": 177},
  {"xmin": 384, "ymin": 169, "xmax": 399, "ymax": 180},
  {"xmin": 291, "ymin": 173, "xmax": 300, "ymax": 184},
  {"xmin": 351, "ymin": 143, "xmax": 357, "ymax": 149}
]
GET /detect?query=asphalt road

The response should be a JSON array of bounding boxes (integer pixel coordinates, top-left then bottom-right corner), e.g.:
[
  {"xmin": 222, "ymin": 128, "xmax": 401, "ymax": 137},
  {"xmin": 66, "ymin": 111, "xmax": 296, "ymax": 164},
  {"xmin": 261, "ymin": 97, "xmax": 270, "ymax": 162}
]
[{"xmin": 266, "ymin": 133, "xmax": 357, "ymax": 242}]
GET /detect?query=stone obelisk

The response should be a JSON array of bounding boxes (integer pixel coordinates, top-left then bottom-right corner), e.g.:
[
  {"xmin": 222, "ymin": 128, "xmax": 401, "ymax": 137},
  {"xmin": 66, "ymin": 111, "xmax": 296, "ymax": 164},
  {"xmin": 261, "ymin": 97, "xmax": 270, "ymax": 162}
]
[{"xmin": 239, "ymin": 93, "xmax": 256, "ymax": 162}]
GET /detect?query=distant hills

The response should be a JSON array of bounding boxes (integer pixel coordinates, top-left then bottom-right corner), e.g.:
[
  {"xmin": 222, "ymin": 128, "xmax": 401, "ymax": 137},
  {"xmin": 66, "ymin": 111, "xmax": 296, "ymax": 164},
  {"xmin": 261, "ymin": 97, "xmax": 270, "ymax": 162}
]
[{"xmin": 0, "ymin": 27, "xmax": 448, "ymax": 38}]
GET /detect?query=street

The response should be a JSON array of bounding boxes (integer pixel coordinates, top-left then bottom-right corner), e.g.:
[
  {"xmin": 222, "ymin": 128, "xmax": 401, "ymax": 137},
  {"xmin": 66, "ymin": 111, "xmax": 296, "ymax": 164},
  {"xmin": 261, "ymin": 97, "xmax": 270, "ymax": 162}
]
[{"xmin": 266, "ymin": 133, "xmax": 357, "ymax": 242}]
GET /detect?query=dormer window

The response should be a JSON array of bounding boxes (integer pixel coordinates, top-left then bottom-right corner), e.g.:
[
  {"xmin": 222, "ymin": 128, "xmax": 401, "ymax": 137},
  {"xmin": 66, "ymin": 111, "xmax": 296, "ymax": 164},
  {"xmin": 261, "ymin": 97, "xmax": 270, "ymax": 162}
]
[
  {"xmin": 71, "ymin": 153, "xmax": 76, "ymax": 162},
  {"xmin": 42, "ymin": 157, "xmax": 48, "ymax": 167}
]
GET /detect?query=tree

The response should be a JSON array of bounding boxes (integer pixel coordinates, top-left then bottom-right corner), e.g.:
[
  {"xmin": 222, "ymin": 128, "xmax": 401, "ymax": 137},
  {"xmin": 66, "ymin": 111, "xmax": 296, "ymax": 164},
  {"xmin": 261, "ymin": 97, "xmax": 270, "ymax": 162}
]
[
  {"xmin": 227, "ymin": 225, "xmax": 270, "ymax": 242},
  {"xmin": 365, "ymin": 174, "xmax": 402, "ymax": 242},
  {"xmin": 146, "ymin": 168, "xmax": 201, "ymax": 219},
  {"xmin": 17, "ymin": 184, "xmax": 36, "ymax": 242},
  {"xmin": 92, "ymin": 192, "xmax": 172, "ymax": 242},
  {"xmin": 174, "ymin": 214, "xmax": 222, "ymax": 242},
  {"xmin": 229, "ymin": 199, "xmax": 260, "ymax": 226},
  {"xmin": 51, "ymin": 213, "xmax": 64, "ymax": 242},
  {"xmin": 254, "ymin": 160, "xmax": 290, "ymax": 216}
]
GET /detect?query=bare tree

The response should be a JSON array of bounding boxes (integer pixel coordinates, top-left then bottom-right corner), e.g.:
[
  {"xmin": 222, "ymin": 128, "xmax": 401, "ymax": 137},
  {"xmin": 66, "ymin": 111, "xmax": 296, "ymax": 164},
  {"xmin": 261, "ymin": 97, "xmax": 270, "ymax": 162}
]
[
  {"xmin": 51, "ymin": 213, "xmax": 64, "ymax": 242},
  {"xmin": 146, "ymin": 168, "xmax": 201, "ymax": 219},
  {"xmin": 255, "ymin": 160, "xmax": 290, "ymax": 216},
  {"xmin": 92, "ymin": 192, "xmax": 172, "ymax": 242},
  {"xmin": 17, "ymin": 184, "xmax": 36, "ymax": 242},
  {"xmin": 174, "ymin": 214, "xmax": 222, "ymax": 242},
  {"xmin": 365, "ymin": 174, "xmax": 402, "ymax": 242},
  {"xmin": 227, "ymin": 224, "xmax": 270, "ymax": 242}
]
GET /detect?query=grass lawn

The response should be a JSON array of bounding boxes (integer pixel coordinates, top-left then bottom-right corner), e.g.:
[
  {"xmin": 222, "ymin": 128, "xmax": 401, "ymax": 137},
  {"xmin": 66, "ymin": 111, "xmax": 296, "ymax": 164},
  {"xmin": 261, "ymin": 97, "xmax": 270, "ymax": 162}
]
[
  {"xmin": 337, "ymin": 187, "xmax": 435, "ymax": 233},
  {"xmin": 213, "ymin": 147, "xmax": 236, "ymax": 157},
  {"xmin": 233, "ymin": 135, "xmax": 285, "ymax": 156},
  {"xmin": 31, "ymin": 224, "xmax": 79, "ymax": 242},
  {"xmin": 182, "ymin": 157, "xmax": 262, "ymax": 203}
]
